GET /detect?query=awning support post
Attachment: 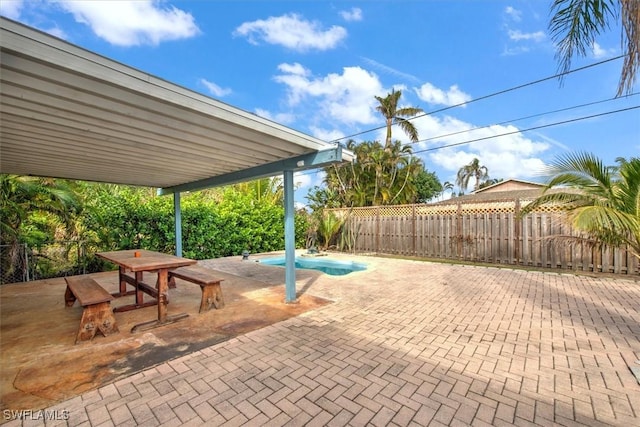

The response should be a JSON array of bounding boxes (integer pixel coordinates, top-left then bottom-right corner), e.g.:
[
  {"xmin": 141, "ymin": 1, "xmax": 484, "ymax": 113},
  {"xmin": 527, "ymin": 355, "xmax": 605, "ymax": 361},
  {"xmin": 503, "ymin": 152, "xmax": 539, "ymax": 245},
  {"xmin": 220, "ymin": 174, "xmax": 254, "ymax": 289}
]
[
  {"xmin": 174, "ymin": 192, "xmax": 182, "ymax": 257},
  {"xmin": 283, "ymin": 169, "xmax": 297, "ymax": 303}
]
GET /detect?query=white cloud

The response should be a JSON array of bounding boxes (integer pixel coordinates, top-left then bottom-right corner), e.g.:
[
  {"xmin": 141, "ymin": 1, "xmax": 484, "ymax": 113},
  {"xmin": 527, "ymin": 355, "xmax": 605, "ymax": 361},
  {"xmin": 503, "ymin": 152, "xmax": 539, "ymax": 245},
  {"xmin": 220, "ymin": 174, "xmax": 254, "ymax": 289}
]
[
  {"xmin": 273, "ymin": 63, "xmax": 383, "ymax": 126},
  {"xmin": 0, "ymin": 0, "xmax": 68, "ymax": 39},
  {"xmin": 591, "ymin": 41, "xmax": 615, "ymax": 59},
  {"xmin": 408, "ymin": 114, "xmax": 550, "ymax": 182},
  {"xmin": 308, "ymin": 126, "xmax": 346, "ymax": 142},
  {"xmin": 501, "ymin": 45, "xmax": 531, "ymax": 56},
  {"xmin": 360, "ymin": 57, "xmax": 421, "ymax": 83},
  {"xmin": 504, "ymin": 6, "xmax": 522, "ymax": 22},
  {"xmin": 295, "ymin": 169, "xmax": 326, "ymax": 208},
  {"xmin": 294, "ymin": 170, "xmax": 314, "ymax": 190},
  {"xmin": 508, "ymin": 29, "xmax": 545, "ymax": 42},
  {"xmin": 56, "ymin": 0, "xmax": 200, "ymax": 46},
  {"xmin": 501, "ymin": 7, "xmax": 546, "ymax": 57},
  {"xmin": 340, "ymin": 7, "xmax": 362, "ymax": 22},
  {"xmin": 268, "ymin": 63, "xmax": 549, "ymax": 184},
  {"xmin": 0, "ymin": 0, "xmax": 24, "ymax": 20},
  {"xmin": 415, "ymin": 83, "xmax": 471, "ymax": 107},
  {"xmin": 254, "ymin": 108, "xmax": 296, "ymax": 125},
  {"xmin": 199, "ymin": 78, "xmax": 232, "ymax": 97},
  {"xmin": 277, "ymin": 62, "xmax": 310, "ymax": 76},
  {"xmin": 45, "ymin": 25, "xmax": 68, "ymax": 40},
  {"xmin": 234, "ymin": 13, "xmax": 347, "ymax": 52}
]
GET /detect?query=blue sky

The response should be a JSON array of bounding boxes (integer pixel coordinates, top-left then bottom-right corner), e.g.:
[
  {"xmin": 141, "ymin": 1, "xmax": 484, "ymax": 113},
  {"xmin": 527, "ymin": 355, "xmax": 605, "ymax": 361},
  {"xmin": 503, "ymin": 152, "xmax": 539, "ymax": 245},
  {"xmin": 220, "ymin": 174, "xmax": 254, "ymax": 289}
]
[{"xmin": 2, "ymin": 0, "xmax": 638, "ymax": 205}]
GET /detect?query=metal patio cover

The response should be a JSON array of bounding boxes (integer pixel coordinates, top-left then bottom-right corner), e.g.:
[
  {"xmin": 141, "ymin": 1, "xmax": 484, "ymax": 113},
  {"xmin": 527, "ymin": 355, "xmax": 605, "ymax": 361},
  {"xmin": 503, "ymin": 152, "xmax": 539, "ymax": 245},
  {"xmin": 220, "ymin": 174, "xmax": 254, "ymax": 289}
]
[{"xmin": 0, "ymin": 18, "xmax": 352, "ymax": 193}]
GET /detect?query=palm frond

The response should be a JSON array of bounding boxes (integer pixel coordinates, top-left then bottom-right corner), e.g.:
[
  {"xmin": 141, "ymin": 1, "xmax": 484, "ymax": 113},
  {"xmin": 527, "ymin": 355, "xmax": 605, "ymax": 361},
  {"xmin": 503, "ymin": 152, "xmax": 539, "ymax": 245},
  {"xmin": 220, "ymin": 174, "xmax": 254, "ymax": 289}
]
[
  {"xmin": 549, "ymin": 0, "xmax": 615, "ymax": 81},
  {"xmin": 521, "ymin": 152, "xmax": 640, "ymax": 260}
]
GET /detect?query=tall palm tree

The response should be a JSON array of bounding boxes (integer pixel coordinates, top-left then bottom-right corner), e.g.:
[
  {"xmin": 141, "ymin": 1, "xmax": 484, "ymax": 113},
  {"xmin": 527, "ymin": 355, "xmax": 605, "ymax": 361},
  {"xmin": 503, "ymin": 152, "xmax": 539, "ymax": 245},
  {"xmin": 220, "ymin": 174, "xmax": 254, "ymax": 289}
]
[
  {"xmin": 549, "ymin": 0, "xmax": 639, "ymax": 95},
  {"xmin": 374, "ymin": 89, "xmax": 424, "ymax": 148},
  {"xmin": 520, "ymin": 153, "xmax": 640, "ymax": 259},
  {"xmin": 456, "ymin": 158, "xmax": 489, "ymax": 194}
]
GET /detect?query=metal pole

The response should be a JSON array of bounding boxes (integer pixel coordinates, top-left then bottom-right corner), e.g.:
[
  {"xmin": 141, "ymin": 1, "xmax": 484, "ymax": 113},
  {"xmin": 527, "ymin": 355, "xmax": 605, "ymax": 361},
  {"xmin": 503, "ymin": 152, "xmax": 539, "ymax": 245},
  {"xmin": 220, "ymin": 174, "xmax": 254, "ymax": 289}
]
[
  {"xmin": 283, "ymin": 170, "xmax": 297, "ymax": 303},
  {"xmin": 174, "ymin": 192, "xmax": 182, "ymax": 257}
]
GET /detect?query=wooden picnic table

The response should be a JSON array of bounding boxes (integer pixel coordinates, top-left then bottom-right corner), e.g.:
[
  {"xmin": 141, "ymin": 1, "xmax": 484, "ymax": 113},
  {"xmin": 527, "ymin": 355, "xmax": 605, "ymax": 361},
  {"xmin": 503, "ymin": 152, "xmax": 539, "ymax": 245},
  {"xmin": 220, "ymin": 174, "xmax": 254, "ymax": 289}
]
[{"xmin": 96, "ymin": 250, "xmax": 196, "ymax": 332}]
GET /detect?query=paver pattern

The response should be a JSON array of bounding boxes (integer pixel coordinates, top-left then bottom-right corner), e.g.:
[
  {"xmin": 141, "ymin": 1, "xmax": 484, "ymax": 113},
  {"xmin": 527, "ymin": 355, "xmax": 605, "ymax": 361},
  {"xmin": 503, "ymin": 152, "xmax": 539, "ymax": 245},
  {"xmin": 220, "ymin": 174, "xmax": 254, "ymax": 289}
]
[{"xmin": 7, "ymin": 256, "xmax": 639, "ymax": 426}]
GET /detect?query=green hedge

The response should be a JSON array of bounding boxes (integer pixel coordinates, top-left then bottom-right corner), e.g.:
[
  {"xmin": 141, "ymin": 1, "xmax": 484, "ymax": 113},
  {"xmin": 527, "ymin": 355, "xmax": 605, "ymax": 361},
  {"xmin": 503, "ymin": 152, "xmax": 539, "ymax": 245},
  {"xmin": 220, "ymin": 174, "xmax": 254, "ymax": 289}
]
[{"xmin": 82, "ymin": 186, "xmax": 309, "ymax": 261}]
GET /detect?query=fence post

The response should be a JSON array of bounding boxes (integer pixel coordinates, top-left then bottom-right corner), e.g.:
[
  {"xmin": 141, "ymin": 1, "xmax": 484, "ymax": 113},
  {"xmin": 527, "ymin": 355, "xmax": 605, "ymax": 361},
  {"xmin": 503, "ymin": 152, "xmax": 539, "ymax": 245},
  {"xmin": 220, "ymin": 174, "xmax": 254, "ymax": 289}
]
[
  {"xmin": 412, "ymin": 204, "xmax": 417, "ymax": 256},
  {"xmin": 375, "ymin": 206, "xmax": 380, "ymax": 254},
  {"xmin": 514, "ymin": 198, "xmax": 521, "ymax": 265},
  {"xmin": 456, "ymin": 202, "xmax": 462, "ymax": 259}
]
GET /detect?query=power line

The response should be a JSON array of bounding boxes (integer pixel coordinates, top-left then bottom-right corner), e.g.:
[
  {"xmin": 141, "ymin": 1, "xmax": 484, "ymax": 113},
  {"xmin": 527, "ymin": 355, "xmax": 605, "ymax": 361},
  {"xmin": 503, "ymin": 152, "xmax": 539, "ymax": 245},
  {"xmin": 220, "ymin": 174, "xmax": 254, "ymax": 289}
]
[
  {"xmin": 411, "ymin": 92, "xmax": 639, "ymax": 146},
  {"xmin": 411, "ymin": 105, "xmax": 639, "ymax": 154},
  {"xmin": 331, "ymin": 55, "xmax": 626, "ymax": 143},
  {"xmin": 296, "ymin": 104, "xmax": 639, "ymax": 178}
]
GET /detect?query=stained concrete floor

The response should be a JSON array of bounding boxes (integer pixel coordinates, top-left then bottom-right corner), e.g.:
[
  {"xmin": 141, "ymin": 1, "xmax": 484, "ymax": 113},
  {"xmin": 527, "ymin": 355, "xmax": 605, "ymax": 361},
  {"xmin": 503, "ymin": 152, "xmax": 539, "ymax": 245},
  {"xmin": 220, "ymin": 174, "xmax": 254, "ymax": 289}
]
[
  {"xmin": 0, "ymin": 253, "xmax": 329, "ymax": 412},
  {"xmin": 2, "ymin": 253, "xmax": 639, "ymax": 426}
]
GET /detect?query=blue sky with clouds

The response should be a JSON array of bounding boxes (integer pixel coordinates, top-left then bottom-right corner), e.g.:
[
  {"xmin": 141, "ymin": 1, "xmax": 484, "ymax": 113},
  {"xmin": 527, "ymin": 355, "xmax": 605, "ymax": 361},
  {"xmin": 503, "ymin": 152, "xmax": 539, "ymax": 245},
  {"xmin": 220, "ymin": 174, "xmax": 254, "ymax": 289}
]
[{"xmin": 2, "ymin": 0, "xmax": 638, "ymax": 205}]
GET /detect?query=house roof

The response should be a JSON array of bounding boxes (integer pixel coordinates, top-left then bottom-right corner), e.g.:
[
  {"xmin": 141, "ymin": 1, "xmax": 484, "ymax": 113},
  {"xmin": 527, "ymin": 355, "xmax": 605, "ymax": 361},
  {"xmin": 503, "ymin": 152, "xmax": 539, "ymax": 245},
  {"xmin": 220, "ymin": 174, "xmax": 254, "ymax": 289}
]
[
  {"xmin": 473, "ymin": 178, "xmax": 544, "ymax": 194},
  {"xmin": 0, "ymin": 18, "xmax": 353, "ymax": 194}
]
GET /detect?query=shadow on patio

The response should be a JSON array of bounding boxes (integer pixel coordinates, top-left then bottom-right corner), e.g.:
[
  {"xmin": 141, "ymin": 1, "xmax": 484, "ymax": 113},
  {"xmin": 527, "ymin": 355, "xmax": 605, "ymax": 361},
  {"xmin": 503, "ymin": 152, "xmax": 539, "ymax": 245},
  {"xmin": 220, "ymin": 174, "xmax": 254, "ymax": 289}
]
[{"xmin": 0, "ymin": 261, "xmax": 330, "ymax": 412}]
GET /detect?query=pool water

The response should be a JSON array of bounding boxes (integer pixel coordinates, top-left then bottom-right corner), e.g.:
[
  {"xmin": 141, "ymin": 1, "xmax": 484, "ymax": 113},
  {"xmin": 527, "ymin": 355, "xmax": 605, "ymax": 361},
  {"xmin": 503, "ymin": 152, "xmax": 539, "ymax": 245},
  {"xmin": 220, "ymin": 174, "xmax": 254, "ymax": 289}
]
[{"xmin": 258, "ymin": 257, "xmax": 367, "ymax": 276}]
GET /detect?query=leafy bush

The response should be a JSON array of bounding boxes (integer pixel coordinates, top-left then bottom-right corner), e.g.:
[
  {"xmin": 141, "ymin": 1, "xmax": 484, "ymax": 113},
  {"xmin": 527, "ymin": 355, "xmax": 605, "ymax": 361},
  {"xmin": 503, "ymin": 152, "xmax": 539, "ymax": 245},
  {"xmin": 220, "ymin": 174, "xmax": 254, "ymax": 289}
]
[{"xmin": 81, "ymin": 184, "xmax": 310, "ymax": 262}]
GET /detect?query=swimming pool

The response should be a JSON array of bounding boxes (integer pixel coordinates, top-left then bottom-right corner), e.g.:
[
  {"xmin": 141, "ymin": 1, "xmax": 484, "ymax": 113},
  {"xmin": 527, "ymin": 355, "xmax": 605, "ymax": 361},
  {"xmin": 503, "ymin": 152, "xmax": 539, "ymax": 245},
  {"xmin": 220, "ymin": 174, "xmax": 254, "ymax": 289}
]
[{"xmin": 258, "ymin": 257, "xmax": 367, "ymax": 276}]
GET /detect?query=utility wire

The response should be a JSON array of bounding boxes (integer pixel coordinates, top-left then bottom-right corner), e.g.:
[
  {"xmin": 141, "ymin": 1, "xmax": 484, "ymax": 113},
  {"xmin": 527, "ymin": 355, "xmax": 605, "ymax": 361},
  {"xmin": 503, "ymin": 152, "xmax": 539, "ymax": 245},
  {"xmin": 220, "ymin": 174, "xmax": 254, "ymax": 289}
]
[
  {"xmin": 411, "ymin": 92, "xmax": 639, "ymax": 146},
  {"xmin": 411, "ymin": 105, "xmax": 639, "ymax": 155},
  {"xmin": 331, "ymin": 55, "xmax": 626, "ymax": 144},
  {"xmin": 297, "ymin": 104, "xmax": 639, "ymax": 177}
]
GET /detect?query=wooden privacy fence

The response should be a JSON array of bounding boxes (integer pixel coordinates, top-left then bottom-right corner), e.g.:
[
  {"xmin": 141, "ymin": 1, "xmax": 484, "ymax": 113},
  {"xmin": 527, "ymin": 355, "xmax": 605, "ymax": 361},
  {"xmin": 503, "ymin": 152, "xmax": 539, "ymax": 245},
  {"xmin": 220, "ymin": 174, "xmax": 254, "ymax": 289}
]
[{"xmin": 328, "ymin": 199, "xmax": 639, "ymax": 275}]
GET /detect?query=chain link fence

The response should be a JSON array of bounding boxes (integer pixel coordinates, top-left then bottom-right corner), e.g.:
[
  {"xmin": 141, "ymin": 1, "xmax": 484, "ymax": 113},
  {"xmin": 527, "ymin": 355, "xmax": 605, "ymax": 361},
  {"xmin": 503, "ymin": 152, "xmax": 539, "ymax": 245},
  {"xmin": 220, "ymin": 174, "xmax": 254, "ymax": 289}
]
[{"xmin": 1, "ymin": 241, "xmax": 89, "ymax": 285}]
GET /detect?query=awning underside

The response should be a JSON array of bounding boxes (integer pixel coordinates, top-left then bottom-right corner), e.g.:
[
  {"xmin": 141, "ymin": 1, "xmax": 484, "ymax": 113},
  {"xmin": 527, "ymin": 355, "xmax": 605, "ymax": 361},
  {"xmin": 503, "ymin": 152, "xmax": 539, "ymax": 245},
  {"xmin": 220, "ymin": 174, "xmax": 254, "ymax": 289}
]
[{"xmin": 0, "ymin": 18, "xmax": 352, "ymax": 192}]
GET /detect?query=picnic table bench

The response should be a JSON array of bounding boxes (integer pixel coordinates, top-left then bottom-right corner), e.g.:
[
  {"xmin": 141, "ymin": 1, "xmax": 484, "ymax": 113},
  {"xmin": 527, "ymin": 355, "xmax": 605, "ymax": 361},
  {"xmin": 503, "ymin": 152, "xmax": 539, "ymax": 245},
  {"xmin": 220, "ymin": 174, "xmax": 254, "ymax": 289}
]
[
  {"xmin": 168, "ymin": 265, "xmax": 225, "ymax": 313},
  {"xmin": 64, "ymin": 276, "xmax": 119, "ymax": 344}
]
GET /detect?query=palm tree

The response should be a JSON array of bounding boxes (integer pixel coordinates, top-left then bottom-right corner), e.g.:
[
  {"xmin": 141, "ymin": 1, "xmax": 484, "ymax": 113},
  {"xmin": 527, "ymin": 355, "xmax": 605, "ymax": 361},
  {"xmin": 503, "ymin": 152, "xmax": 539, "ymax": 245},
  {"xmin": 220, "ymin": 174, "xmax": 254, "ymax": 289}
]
[
  {"xmin": 520, "ymin": 152, "xmax": 640, "ymax": 259},
  {"xmin": 385, "ymin": 141, "xmax": 423, "ymax": 204},
  {"xmin": 441, "ymin": 181, "xmax": 454, "ymax": 200},
  {"xmin": 374, "ymin": 89, "xmax": 424, "ymax": 148},
  {"xmin": 317, "ymin": 138, "xmax": 427, "ymax": 208},
  {"xmin": 317, "ymin": 211, "xmax": 344, "ymax": 250},
  {"xmin": 235, "ymin": 177, "xmax": 283, "ymax": 205},
  {"xmin": 549, "ymin": 0, "xmax": 639, "ymax": 95},
  {"xmin": 456, "ymin": 158, "xmax": 489, "ymax": 194}
]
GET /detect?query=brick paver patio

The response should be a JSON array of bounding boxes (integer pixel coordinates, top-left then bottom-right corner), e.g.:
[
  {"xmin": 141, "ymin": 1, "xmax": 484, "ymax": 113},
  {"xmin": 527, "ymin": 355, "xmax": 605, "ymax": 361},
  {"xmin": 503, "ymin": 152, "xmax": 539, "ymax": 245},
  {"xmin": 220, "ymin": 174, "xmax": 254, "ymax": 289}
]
[{"xmin": 7, "ymin": 256, "xmax": 639, "ymax": 426}]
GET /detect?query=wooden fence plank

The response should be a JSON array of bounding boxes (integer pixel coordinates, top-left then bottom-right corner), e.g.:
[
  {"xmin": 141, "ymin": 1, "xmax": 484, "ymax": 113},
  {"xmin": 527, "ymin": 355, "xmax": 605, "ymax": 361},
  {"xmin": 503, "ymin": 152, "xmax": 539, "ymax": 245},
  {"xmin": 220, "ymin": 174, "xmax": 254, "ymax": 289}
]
[{"xmin": 337, "ymin": 202, "xmax": 636, "ymax": 275}]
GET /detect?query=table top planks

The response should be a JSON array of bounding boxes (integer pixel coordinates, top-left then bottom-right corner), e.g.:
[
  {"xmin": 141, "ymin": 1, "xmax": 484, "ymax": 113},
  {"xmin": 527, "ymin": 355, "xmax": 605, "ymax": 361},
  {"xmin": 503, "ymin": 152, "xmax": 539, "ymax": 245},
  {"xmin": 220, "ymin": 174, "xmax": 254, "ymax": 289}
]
[{"xmin": 96, "ymin": 250, "xmax": 196, "ymax": 272}]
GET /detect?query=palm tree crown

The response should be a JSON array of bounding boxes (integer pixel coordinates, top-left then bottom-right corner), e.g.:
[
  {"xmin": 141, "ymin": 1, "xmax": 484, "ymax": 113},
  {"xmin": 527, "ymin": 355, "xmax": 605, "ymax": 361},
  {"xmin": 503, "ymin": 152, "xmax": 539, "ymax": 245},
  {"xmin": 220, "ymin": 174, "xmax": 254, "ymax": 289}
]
[
  {"xmin": 374, "ymin": 89, "xmax": 424, "ymax": 147},
  {"xmin": 456, "ymin": 158, "xmax": 489, "ymax": 194}
]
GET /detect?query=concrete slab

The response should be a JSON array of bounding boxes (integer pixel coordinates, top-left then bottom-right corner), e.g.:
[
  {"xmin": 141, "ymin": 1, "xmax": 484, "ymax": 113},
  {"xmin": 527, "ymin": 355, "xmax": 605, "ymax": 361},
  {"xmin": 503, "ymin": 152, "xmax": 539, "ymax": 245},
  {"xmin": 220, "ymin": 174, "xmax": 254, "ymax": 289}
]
[
  {"xmin": 2, "ymin": 252, "xmax": 639, "ymax": 426},
  {"xmin": 0, "ymin": 257, "xmax": 329, "ymax": 412}
]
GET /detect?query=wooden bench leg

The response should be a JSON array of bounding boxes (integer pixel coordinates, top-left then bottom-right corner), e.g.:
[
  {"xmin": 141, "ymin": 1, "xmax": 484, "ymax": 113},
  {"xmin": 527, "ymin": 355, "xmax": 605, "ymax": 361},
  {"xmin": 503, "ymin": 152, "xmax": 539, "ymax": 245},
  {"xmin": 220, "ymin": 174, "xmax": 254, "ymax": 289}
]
[
  {"xmin": 200, "ymin": 283, "xmax": 224, "ymax": 313},
  {"xmin": 64, "ymin": 285, "xmax": 76, "ymax": 307},
  {"xmin": 76, "ymin": 302, "xmax": 119, "ymax": 344}
]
